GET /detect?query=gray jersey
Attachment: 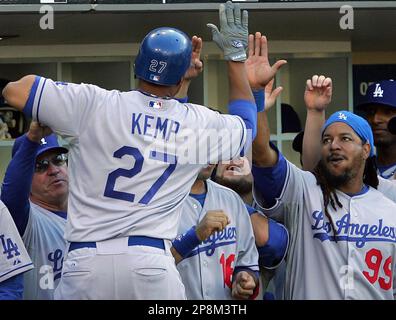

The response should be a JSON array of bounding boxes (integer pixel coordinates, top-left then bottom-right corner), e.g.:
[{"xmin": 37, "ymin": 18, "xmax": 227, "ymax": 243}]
[
  {"xmin": 0, "ymin": 201, "xmax": 33, "ymax": 283},
  {"xmin": 378, "ymin": 176, "xmax": 396, "ymax": 202},
  {"xmin": 177, "ymin": 180, "xmax": 259, "ymax": 300},
  {"xmin": 22, "ymin": 203, "xmax": 67, "ymax": 300},
  {"xmin": 30, "ymin": 78, "xmax": 246, "ymax": 242},
  {"xmin": 254, "ymin": 160, "xmax": 396, "ymax": 300}
]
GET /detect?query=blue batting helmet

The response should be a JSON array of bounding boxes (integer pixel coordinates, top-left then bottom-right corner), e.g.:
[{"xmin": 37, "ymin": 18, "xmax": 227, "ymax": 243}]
[{"xmin": 134, "ymin": 27, "xmax": 192, "ymax": 86}]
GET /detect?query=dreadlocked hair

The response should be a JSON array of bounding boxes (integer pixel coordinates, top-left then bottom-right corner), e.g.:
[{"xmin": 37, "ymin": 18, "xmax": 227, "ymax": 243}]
[
  {"xmin": 313, "ymin": 160, "xmax": 341, "ymax": 239},
  {"xmin": 363, "ymin": 156, "xmax": 379, "ymax": 189},
  {"xmin": 313, "ymin": 155, "xmax": 379, "ymax": 240}
]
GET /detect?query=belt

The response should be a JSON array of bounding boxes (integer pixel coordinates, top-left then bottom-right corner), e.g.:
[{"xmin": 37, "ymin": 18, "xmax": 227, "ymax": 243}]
[{"xmin": 68, "ymin": 236, "xmax": 165, "ymax": 252}]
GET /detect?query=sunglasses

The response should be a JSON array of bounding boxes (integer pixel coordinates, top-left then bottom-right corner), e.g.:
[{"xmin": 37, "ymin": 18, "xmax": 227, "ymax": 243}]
[{"xmin": 35, "ymin": 154, "xmax": 68, "ymax": 173}]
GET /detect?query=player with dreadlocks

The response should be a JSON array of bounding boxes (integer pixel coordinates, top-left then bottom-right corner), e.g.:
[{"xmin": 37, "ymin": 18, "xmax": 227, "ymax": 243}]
[{"xmin": 251, "ymin": 74, "xmax": 396, "ymax": 300}]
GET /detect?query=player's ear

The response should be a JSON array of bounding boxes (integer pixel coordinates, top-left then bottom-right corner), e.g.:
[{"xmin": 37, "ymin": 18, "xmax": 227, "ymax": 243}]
[{"xmin": 362, "ymin": 142, "xmax": 370, "ymax": 160}]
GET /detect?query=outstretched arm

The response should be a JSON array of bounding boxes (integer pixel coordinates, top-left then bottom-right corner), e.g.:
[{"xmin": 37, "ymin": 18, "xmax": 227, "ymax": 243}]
[
  {"xmin": 207, "ymin": 1, "xmax": 256, "ymax": 142},
  {"xmin": 302, "ymin": 75, "xmax": 332, "ymax": 171},
  {"xmin": 245, "ymin": 32, "xmax": 286, "ymax": 167}
]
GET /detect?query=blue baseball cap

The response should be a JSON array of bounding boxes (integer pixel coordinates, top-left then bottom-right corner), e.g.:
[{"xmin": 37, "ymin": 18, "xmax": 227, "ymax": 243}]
[
  {"xmin": 12, "ymin": 133, "xmax": 68, "ymax": 159},
  {"xmin": 322, "ymin": 110, "xmax": 375, "ymax": 157},
  {"xmin": 356, "ymin": 80, "xmax": 396, "ymax": 110}
]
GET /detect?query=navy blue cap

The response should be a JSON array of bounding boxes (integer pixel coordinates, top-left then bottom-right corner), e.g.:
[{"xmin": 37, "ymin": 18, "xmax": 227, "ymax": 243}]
[
  {"xmin": 356, "ymin": 80, "xmax": 396, "ymax": 110},
  {"xmin": 12, "ymin": 133, "xmax": 68, "ymax": 158}
]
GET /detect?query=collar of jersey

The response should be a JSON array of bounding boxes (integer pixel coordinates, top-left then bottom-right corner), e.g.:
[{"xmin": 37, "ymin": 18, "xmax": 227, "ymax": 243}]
[
  {"xmin": 344, "ymin": 184, "xmax": 369, "ymax": 197},
  {"xmin": 136, "ymin": 89, "xmax": 173, "ymax": 100},
  {"xmin": 377, "ymin": 162, "xmax": 396, "ymax": 179}
]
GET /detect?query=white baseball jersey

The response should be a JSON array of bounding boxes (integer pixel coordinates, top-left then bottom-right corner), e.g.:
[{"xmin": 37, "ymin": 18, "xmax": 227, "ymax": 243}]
[
  {"xmin": 254, "ymin": 160, "xmax": 396, "ymax": 300},
  {"xmin": 29, "ymin": 77, "xmax": 246, "ymax": 242},
  {"xmin": 22, "ymin": 203, "xmax": 67, "ymax": 300},
  {"xmin": 378, "ymin": 176, "xmax": 396, "ymax": 202},
  {"xmin": 0, "ymin": 201, "xmax": 33, "ymax": 283},
  {"xmin": 176, "ymin": 180, "xmax": 259, "ymax": 300}
]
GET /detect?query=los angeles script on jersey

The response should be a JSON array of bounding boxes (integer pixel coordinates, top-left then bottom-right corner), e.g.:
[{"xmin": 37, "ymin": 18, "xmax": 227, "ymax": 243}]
[
  {"xmin": 311, "ymin": 210, "xmax": 396, "ymax": 248},
  {"xmin": 131, "ymin": 112, "xmax": 180, "ymax": 142}
]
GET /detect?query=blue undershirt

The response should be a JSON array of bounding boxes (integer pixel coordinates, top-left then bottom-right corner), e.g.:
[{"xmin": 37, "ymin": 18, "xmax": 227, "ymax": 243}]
[
  {"xmin": 0, "ymin": 274, "xmax": 23, "ymax": 300},
  {"xmin": 251, "ymin": 143, "xmax": 287, "ymax": 208}
]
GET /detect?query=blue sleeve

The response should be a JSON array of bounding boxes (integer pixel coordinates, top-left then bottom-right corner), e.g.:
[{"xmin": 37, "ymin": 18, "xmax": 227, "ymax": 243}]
[
  {"xmin": 228, "ymin": 99, "xmax": 257, "ymax": 140},
  {"xmin": 23, "ymin": 76, "xmax": 41, "ymax": 119},
  {"xmin": 245, "ymin": 204, "xmax": 257, "ymax": 216},
  {"xmin": 257, "ymin": 219, "xmax": 289, "ymax": 268},
  {"xmin": 1, "ymin": 136, "xmax": 39, "ymax": 235},
  {"xmin": 253, "ymin": 89, "xmax": 265, "ymax": 112},
  {"xmin": 251, "ymin": 143, "xmax": 287, "ymax": 208},
  {"xmin": 175, "ymin": 96, "xmax": 188, "ymax": 104},
  {"xmin": 0, "ymin": 274, "xmax": 24, "ymax": 300}
]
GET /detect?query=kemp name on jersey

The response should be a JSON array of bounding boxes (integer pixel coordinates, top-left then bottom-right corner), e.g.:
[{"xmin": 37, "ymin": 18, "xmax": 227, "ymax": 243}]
[{"xmin": 131, "ymin": 112, "xmax": 180, "ymax": 142}]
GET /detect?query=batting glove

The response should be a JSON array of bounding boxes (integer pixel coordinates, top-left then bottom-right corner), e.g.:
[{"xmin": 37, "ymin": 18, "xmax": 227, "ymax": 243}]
[{"xmin": 207, "ymin": 1, "xmax": 248, "ymax": 62}]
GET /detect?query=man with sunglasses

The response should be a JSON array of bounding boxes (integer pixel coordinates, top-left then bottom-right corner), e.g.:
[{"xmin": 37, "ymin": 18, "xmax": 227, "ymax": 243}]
[{"xmin": 1, "ymin": 121, "xmax": 68, "ymax": 299}]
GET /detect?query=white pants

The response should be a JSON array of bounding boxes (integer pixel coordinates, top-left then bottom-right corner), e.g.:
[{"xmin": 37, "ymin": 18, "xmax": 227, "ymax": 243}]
[{"xmin": 54, "ymin": 237, "xmax": 186, "ymax": 300}]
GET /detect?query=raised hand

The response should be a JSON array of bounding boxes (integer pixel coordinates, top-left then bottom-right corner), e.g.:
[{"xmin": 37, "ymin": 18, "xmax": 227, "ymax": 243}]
[
  {"xmin": 184, "ymin": 36, "xmax": 204, "ymax": 80},
  {"xmin": 26, "ymin": 121, "xmax": 53, "ymax": 144},
  {"xmin": 264, "ymin": 78, "xmax": 283, "ymax": 111},
  {"xmin": 207, "ymin": 1, "xmax": 248, "ymax": 62},
  {"xmin": 245, "ymin": 32, "xmax": 287, "ymax": 90},
  {"xmin": 304, "ymin": 75, "xmax": 332, "ymax": 112}
]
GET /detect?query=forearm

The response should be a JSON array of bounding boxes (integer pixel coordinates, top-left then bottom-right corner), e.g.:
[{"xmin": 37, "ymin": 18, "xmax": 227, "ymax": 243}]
[
  {"xmin": 2, "ymin": 75, "xmax": 36, "ymax": 112},
  {"xmin": 175, "ymin": 79, "xmax": 191, "ymax": 101},
  {"xmin": 228, "ymin": 61, "xmax": 254, "ymax": 103},
  {"xmin": 171, "ymin": 226, "xmax": 201, "ymax": 265},
  {"xmin": 252, "ymin": 111, "xmax": 278, "ymax": 167},
  {"xmin": 302, "ymin": 109, "xmax": 325, "ymax": 171},
  {"xmin": 1, "ymin": 137, "xmax": 38, "ymax": 234}
]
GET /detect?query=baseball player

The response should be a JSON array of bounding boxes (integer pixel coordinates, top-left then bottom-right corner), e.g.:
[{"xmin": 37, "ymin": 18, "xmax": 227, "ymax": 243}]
[
  {"xmin": 171, "ymin": 165, "xmax": 260, "ymax": 300},
  {"xmin": 214, "ymin": 157, "xmax": 289, "ymax": 299},
  {"xmin": 2, "ymin": 2, "xmax": 256, "ymax": 299},
  {"xmin": 1, "ymin": 121, "xmax": 68, "ymax": 300},
  {"xmin": 355, "ymin": 80, "xmax": 396, "ymax": 180},
  {"xmin": 252, "ymin": 90, "xmax": 396, "ymax": 299},
  {"xmin": 0, "ymin": 200, "xmax": 33, "ymax": 300},
  {"xmin": 301, "ymin": 75, "xmax": 396, "ymax": 204}
]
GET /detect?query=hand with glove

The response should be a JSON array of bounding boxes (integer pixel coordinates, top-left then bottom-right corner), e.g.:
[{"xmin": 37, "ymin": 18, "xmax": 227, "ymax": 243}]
[{"xmin": 207, "ymin": 1, "xmax": 248, "ymax": 62}]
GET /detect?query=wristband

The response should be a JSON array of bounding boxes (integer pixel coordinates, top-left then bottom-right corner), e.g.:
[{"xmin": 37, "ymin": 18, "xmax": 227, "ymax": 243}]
[
  {"xmin": 253, "ymin": 89, "xmax": 265, "ymax": 112},
  {"xmin": 172, "ymin": 226, "xmax": 201, "ymax": 258}
]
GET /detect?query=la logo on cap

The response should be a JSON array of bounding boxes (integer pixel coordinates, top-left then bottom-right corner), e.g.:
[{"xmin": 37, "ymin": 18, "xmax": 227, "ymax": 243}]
[
  {"xmin": 40, "ymin": 138, "xmax": 47, "ymax": 145},
  {"xmin": 373, "ymin": 83, "xmax": 384, "ymax": 98},
  {"xmin": 338, "ymin": 112, "xmax": 347, "ymax": 120}
]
